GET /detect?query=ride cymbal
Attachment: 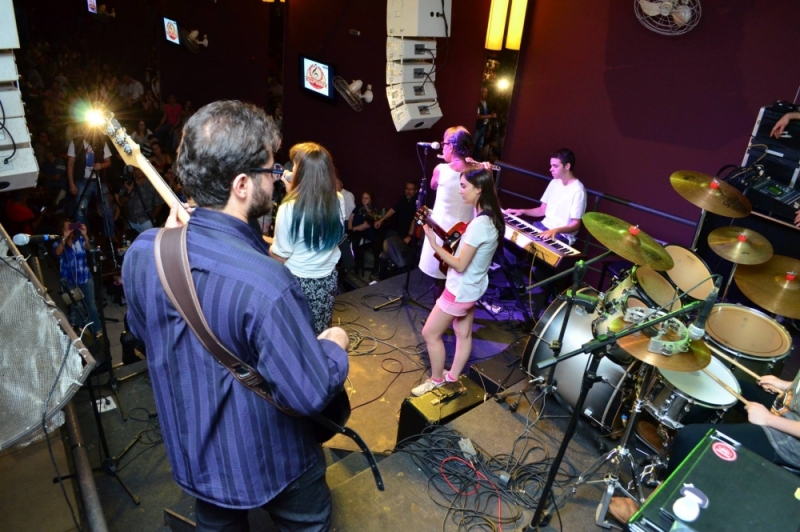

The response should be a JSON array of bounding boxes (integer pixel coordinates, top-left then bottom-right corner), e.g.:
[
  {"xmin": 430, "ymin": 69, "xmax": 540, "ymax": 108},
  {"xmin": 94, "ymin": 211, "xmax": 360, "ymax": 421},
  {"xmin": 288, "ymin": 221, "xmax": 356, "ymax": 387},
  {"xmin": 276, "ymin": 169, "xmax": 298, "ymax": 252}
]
[
  {"xmin": 616, "ymin": 335, "xmax": 711, "ymax": 372},
  {"xmin": 707, "ymin": 226, "xmax": 773, "ymax": 265},
  {"xmin": 734, "ymin": 255, "xmax": 800, "ymax": 319},
  {"xmin": 582, "ymin": 212, "xmax": 674, "ymax": 271},
  {"xmin": 670, "ymin": 170, "xmax": 751, "ymax": 218}
]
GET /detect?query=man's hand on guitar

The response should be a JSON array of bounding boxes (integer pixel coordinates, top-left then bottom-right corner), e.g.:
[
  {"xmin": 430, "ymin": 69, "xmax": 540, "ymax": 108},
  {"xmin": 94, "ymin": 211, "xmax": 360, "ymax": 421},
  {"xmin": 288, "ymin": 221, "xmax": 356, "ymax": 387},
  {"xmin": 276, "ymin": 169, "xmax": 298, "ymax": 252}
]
[
  {"xmin": 165, "ymin": 201, "xmax": 192, "ymax": 228},
  {"xmin": 317, "ymin": 327, "xmax": 349, "ymax": 351}
]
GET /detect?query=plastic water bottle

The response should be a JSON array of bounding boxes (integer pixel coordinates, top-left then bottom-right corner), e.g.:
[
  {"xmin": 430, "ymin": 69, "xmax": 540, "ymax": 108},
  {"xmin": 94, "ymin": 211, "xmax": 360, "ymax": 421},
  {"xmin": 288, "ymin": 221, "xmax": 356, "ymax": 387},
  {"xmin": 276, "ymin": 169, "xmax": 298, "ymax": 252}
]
[{"xmin": 86, "ymin": 151, "xmax": 94, "ymax": 169}]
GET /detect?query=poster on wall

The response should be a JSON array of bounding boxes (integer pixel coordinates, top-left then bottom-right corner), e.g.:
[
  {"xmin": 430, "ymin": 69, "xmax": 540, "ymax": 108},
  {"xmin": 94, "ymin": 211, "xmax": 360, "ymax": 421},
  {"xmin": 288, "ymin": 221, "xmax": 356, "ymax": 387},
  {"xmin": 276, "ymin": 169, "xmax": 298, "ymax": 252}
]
[
  {"xmin": 164, "ymin": 18, "xmax": 180, "ymax": 45},
  {"xmin": 299, "ymin": 56, "xmax": 334, "ymax": 100},
  {"xmin": 87, "ymin": 0, "xmax": 97, "ymax": 13}
]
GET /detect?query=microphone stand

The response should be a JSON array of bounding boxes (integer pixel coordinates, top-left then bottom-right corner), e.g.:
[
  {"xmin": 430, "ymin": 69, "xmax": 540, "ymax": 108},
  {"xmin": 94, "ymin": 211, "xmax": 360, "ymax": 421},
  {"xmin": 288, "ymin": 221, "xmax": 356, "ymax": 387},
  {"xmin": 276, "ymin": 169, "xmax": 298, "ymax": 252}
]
[
  {"xmin": 374, "ymin": 145, "xmax": 434, "ymax": 311},
  {"xmin": 525, "ymin": 299, "xmax": 703, "ymax": 530}
]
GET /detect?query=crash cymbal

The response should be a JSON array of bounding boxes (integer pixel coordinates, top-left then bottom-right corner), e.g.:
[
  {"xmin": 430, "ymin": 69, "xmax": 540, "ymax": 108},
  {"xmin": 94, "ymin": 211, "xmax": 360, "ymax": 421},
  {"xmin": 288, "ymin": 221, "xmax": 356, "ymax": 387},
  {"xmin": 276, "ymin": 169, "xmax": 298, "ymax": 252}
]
[
  {"xmin": 670, "ymin": 170, "xmax": 751, "ymax": 218},
  {"xmin": 734, "ymin": 255, "xmax": 800, "ymax": 319},
  {"xmin": 582, "ymin": 212, "xmax": 674, "ymax": 271},
  {"xmin": 707, "ymin": 226, "xmax": 773, "ymax": 265},
  {"xmin": 616, "ymin": 335, "xmax": 711, "ymax": 372}
]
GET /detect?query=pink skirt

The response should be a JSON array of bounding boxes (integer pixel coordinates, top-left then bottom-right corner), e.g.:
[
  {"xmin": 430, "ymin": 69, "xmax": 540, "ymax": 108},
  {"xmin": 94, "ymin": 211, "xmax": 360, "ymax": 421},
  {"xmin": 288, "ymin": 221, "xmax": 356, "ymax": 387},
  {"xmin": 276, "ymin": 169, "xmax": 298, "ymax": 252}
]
[{"xmin": 436, "ymin": 289, "xmax": 476, "ymax": 317}]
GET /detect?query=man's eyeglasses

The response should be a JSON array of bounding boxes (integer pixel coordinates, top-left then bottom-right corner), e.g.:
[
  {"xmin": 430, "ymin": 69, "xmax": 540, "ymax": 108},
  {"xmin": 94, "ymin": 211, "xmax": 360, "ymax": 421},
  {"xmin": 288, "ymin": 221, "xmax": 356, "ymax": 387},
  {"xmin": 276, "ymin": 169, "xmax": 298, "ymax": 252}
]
[
  {"xmin": 441, "ymin": 141, "xmax": 454, "ymax": 147},
  {"xmin": 248, "ymin": 163, "xmax": 284, "ymax": 180}
]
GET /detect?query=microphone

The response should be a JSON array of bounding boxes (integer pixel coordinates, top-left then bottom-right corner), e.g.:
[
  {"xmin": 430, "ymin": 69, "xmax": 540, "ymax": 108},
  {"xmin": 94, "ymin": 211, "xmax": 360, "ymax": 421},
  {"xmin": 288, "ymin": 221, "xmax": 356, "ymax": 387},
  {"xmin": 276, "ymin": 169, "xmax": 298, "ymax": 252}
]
[
  {"xmin": 12, "ymin": 234, "xmax": 61, "ymax": 246},
  {"xmin": 417, "ymin": 141, "xmax": 441, "ymax": 150},
  {"xmin": 687, "ymin": 278, "xmax": 721, "ymax": 340}
]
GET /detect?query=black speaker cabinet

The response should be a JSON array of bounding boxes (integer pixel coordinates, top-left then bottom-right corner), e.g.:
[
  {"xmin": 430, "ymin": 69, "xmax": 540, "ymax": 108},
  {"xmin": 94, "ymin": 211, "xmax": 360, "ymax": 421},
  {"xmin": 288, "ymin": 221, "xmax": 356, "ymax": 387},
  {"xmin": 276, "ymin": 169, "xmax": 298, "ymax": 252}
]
[
  {"xmin": 396, "ymin": 375, "xmax": 485, "ymax": 444},
  {"xmin": 468, "ymin": 354, "xmax": 526, "ymax": 395}
]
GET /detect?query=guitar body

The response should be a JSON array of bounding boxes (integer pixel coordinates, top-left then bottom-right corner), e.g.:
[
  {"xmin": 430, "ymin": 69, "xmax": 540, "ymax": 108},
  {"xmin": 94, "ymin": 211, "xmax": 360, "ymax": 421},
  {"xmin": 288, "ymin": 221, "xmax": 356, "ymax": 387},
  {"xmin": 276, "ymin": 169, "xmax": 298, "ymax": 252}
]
[
  {"xmin": 314, "ymin": 389, "xmax": 351, "ymax": 443},
  {"xmin": 414, "ymin": 206, "xmax": 469, "ymax": 275}
]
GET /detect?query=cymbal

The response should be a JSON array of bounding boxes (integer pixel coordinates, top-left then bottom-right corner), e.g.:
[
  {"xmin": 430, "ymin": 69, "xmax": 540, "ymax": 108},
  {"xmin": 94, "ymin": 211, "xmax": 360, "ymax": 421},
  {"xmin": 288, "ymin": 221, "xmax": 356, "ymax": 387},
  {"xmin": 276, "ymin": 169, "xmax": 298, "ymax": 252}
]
[
  {"xmin": 670, "ymin": 170, "xmax": 751, "ymax": 218},
  {"xmin": 582, "ymin": 212, "xmax": 674, "ymax": 271},
  {"xmin": 734, "ymin": 255, "xmax": 800, "ymax": 319},
  {"xmin": 707, "ymin": 226, "xmax": 773, "ymax": 265},
  {"xmin": 616, "ymin": 335, "xmax": 711, "ymax": 372}
]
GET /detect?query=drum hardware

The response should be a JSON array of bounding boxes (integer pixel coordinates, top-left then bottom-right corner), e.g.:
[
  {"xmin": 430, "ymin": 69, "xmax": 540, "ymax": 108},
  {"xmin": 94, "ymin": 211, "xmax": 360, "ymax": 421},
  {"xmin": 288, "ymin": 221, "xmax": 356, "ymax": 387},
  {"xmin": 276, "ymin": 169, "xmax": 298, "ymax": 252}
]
[
  {"xmin": 734, "ymin": 254, "xmax": 800, "ymax": 319},
  {"xmin": 498, "ymin": 260, "xmax": 594, "ymax": 414},
  {"xmin": 526, "ymin": 297, "xmax": 708, "ymax": 530},
  {"xmin": 706, "ymin": 226, "xmax": 773, "ymax": 302},
  {"xmin": 581, "ymin": 213, "xmax": 675, "ymax": 271}
]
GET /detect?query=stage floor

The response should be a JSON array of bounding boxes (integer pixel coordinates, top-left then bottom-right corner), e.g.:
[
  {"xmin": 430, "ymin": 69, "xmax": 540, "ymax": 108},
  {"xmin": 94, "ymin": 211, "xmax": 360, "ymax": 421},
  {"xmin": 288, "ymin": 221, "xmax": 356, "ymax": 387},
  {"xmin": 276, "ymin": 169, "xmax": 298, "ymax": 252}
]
[{"xmin": 4, "ymin": 266, "xmax": 799, "ymax": 531}]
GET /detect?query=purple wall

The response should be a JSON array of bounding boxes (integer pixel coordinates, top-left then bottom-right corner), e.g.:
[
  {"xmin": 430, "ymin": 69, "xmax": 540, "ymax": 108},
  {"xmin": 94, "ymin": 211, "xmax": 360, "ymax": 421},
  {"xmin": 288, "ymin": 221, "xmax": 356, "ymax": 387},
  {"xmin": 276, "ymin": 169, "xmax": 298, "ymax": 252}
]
[
  {"xmin": 502, "ymin": 0, "xmax": 800, "ymax": 245},
  {"xmin": 282, "ymin": 0, "xmax": 490, "ymax": 206}
]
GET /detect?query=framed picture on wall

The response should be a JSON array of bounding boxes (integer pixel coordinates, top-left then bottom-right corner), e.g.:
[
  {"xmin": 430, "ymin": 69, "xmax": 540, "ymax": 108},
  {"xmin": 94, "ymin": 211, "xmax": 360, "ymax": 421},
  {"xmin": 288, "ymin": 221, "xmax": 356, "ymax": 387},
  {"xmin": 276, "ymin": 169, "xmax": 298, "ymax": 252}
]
[
  {"xmin": 299, "ymin": 55, "xmax": 335, "ymax": 102},
  {"xmin": 163, "ymin": 18, "xmax": 180, "ymax": 45}
]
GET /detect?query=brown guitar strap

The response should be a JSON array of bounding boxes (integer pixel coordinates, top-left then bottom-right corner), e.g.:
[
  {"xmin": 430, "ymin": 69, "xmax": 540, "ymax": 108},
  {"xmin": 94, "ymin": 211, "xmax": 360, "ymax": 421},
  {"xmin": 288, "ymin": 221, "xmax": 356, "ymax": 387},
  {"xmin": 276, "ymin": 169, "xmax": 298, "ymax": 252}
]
[{"xmin": 153, "ymin": 225, "xmax": 385, "ymax": 491}]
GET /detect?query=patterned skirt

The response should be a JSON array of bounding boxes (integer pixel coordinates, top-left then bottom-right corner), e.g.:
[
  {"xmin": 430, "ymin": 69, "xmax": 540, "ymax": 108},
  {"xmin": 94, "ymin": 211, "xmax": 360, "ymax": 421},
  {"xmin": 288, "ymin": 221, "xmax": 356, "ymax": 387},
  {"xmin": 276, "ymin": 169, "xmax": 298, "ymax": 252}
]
[{"xmin": 296, "ymin": 270, "xmax": 338, "ymax": 335}]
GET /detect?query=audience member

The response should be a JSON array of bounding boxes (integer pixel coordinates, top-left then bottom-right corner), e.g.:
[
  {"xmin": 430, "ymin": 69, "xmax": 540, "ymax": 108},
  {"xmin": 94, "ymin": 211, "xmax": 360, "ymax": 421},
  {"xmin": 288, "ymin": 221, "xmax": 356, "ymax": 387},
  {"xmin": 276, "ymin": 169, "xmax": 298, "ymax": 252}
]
[
  {"xmin": 53, "ymin": 217, "xmax": 102, "ymax": 336},
  {"xmin": 117, "ymin": 167, "xmax": 164, "ymax": 234}
]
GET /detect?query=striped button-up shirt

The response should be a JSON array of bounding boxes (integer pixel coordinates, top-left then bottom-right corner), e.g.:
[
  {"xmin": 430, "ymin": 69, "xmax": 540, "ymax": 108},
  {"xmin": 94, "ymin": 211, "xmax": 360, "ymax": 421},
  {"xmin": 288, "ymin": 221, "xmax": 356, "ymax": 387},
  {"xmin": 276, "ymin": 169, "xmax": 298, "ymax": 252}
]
[{"xmin": 122, "ymin": 208, "xmax": 348, "ymax": 508}]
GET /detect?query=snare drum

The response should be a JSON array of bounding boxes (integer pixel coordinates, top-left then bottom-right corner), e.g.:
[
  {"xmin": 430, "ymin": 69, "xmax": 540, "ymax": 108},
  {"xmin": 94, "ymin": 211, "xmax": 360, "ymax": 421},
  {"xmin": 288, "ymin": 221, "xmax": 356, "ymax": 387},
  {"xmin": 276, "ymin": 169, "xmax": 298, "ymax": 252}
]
[
  {"xmin": 522, "ymin": 288, "xmax": 629, "ymax": 431},
  {"xmin": 663, "ymin": 245, "xmax": 715, "ymax": 301},
  {"xmin": 605, "ymin": 265, "xmax": 682, "ymax": 312},
  {"xmin": 705, "ymin": 304, "xmax": 793, "ymax": 381},
  {"xmin": 644, "ymin": 357, "xmax": 739, "ymax": 430}
]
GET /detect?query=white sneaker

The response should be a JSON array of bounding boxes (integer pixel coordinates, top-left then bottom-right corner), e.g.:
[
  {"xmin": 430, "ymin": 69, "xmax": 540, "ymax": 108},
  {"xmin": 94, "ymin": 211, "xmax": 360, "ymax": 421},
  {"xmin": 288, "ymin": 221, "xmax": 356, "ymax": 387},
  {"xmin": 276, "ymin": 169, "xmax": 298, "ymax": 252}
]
[{"xmin": 411, "ymin": 378, "xmax": 445, "ymax": 397}]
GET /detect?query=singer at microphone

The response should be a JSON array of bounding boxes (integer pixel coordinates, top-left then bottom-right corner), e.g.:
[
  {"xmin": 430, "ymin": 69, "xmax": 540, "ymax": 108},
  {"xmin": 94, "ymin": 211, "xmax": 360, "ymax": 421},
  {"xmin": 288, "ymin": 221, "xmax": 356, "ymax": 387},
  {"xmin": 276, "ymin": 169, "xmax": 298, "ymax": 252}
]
[
  {"xmin": 12, "ymin": 233, "xmax": 61, "ymax": 246},
  {"xmin": 687, "ymin": 277, "xmax": 721, "ymax": 340},
  {"xmin": 417, "ymin": 141, "xmax": 441, "ymax": 150}
]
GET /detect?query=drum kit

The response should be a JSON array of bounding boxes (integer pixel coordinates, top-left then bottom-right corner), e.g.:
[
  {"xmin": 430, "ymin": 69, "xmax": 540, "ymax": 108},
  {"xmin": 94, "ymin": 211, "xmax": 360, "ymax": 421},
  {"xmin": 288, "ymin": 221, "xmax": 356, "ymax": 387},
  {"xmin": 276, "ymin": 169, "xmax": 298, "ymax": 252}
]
[{"xmin": 520, "ymin": 170, "xmax": 799, "ymax": 529}]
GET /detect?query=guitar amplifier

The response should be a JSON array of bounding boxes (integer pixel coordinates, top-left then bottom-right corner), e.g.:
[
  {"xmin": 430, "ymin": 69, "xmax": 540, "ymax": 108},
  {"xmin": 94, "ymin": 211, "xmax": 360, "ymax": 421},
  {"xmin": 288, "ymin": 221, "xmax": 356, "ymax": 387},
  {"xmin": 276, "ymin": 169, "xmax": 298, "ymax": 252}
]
[
  {"xmin": 628, "ymin": 430, "xmax": 800, "ymax": 532},
  {"xmin": 396, "ymin": 375, "xmax": 485, "ymax": 444}
]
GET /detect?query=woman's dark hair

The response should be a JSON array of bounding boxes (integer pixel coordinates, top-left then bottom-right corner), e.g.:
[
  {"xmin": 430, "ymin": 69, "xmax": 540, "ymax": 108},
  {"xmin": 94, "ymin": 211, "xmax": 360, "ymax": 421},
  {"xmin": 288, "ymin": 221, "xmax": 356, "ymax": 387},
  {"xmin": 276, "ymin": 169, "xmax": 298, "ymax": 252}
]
[
  {"xmin": 445, "ymin": 126, "xmax": 472, "ymax": 159},
  {"xmin": 177, "ymin": 100, "xmax": 281, "ymax": 208},
  {"xmin": 464, "ymin": 168, "xmax": 504, "ymax": 242},
  {"xmin": 285, "ymin": 142, "xmax": 342, "ymax": 251},
  {"xmin": 550, "ymin": 148, "xmax": 576, "ymax": 171}
]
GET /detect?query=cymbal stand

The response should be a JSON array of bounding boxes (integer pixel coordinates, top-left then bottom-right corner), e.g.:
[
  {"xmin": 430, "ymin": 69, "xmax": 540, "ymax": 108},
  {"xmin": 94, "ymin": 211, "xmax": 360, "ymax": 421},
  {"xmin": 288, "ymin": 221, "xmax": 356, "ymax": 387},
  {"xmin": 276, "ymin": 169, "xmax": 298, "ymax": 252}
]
[
  {"xmin": 496, "ymin": 260, "xmax": 591, "ymax": 413},
  {"xmin": 525, "ymin": 299, "xmax": 702, "ymax": 530},
  {"xmin": 547, "ymin": 363, "xmax": 656, "ymax": 530}
]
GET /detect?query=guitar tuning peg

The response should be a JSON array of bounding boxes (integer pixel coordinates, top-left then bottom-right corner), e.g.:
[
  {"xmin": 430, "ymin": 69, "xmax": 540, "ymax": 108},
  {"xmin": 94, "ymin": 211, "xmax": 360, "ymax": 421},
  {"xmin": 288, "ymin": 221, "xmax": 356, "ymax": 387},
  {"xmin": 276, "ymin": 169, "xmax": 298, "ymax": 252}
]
[
  {"xmin": 123, "ymin": 144, "xmax": 133, "ymax": 155},
  {"xmin": 106, "ymin": 124, "xmax": 116, "ymax": 136},
  {"xmin": 115, "ymin": 134, "xmax": 125, "ymax": 145}
]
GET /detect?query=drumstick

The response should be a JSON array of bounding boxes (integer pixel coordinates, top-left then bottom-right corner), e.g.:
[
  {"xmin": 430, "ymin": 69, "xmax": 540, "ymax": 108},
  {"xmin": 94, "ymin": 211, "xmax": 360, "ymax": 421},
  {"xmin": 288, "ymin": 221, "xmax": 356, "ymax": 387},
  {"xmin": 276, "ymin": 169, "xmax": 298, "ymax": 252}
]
[
  {"xmin": 708, "ymin": 347, "xmax": 762, "ymax": 381},
  {"xmin": 702, "ymin": 368, "xmax": 751, "ymax": 406}
]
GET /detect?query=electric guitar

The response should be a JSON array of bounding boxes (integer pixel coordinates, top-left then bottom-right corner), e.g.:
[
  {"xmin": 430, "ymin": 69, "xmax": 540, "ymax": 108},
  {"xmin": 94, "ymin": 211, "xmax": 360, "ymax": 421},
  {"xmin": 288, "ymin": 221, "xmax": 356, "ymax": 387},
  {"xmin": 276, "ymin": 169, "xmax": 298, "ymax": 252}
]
[
  {"xmin": 101, "ymin": 116, "xmax": 384, "ymax": 490},
  {"xmin": 414, "ymin": 205, "xmax": 468, "ymax": 275},
  {"xmin": 101, "ymin": 116, "xmax": 191, "ymax": 224}
]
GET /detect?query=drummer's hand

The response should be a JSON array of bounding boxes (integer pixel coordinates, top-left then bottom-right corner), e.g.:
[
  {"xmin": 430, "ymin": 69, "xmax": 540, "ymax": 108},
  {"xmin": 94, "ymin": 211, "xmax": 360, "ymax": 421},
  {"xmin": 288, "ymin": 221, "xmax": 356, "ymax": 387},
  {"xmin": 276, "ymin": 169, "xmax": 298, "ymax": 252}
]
[
  {"xmin": 746, "ymin": 402, "xmax": 774, "ymax": 426},
  {"xmin": 758, "ymin": 375, "xmax": 791, "ymax": 394}
]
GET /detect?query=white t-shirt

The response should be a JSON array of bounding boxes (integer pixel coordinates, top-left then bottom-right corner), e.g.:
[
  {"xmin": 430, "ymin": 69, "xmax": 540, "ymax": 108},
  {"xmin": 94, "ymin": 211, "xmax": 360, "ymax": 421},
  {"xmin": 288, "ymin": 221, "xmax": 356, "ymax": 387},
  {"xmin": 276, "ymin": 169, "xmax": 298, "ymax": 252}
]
[
  {"xmin": 271, "ymin": 193, "xmax": 346, "ymax": 279},
  {"xmin": 67, "ymin": 140, "xmax": 112, "ymax": 179},
  {"xmin": 540, "ymin": 178, "xmax": 586, "ymax": 244},
  {"xmin": 341, "ymin": 188, "xmax": 356, "ymax": 225},
  {"xmin": 445, "ymin": 215, "xmax": 499, "ymax": 303}
]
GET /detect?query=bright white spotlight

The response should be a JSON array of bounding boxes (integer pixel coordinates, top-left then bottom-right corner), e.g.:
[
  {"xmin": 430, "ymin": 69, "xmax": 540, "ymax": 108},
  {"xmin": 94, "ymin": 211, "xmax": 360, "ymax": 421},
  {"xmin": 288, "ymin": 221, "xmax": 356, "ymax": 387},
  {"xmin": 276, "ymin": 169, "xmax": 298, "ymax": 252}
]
[
  {"xmin": 85, "ymin": 108, "xmax": 106, "ymax": 126},
  {"xmin": 497, "ymin": 78, "xmax": 511, "ymax": 91}
]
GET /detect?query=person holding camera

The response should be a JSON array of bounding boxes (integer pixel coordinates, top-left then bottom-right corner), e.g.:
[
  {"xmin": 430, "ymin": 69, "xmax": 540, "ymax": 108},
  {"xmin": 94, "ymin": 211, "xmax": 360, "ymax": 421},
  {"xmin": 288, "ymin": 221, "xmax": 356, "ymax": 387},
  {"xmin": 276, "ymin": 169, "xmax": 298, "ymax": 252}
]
[
  {"xmin": 118, "ymin": 167, "xmax": 165, "ymax": 234},
  {"xmin": 53, "ymin": 218, "xmax": 102, "ymax": 337}
]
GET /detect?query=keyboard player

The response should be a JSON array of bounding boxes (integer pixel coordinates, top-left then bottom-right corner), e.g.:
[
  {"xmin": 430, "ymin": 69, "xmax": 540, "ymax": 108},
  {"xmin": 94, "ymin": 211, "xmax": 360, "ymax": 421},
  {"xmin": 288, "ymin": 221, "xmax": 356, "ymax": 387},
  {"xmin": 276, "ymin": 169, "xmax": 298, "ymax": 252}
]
[{"xmin": 503, "ymin": 148, "xmax": 586, "ymax": 245}]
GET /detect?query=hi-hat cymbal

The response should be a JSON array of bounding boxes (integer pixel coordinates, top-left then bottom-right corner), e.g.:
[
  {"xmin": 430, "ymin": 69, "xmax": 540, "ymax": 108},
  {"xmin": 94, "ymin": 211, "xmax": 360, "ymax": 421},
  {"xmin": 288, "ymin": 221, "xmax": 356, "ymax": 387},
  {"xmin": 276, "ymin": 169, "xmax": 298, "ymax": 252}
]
[
  {"xmin": 734, "ymin": 255, "xmax": 800, "ymax": 319},
  {"xmin": 670, "ymin": 170, "xmax": 751, "ymax": 218},
  {"xmin": 582, "ymin": 212, "xmax": 674, "ymax": 271},
  {"xmin": 707, "ymin": 226, "xmax": 773, "ymax": 265},
  {"xmin": 617, "ymin": 335, "xmax": 711, "ymax": 372}
]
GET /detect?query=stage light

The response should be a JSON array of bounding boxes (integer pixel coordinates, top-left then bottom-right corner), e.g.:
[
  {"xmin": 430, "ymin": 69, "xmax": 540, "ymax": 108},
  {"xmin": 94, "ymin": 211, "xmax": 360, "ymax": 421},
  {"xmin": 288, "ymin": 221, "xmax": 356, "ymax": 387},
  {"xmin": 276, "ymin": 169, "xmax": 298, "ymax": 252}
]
[
  {"xmin": 85, "ymin": 108, "xmax": 106, "ymax": 126},
  {"xmin": 505, "ymin": 0, "xmax": 528, "ymax": 50},
  {"xmin": 485, "ymin": 0, "xmax": 509, "ymax": 51},
  {"xmin": 496, "ymin": 78, "xmax": 510, "ymax": 91}
]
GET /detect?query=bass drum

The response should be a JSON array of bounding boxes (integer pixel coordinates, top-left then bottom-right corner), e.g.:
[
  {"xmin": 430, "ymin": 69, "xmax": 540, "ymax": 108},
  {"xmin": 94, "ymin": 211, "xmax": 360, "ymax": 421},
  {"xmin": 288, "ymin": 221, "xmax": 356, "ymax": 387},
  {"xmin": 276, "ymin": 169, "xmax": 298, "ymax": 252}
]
[{"xmin": 522, "ymin": 287, "xmax": 629, "ymax": 432}]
